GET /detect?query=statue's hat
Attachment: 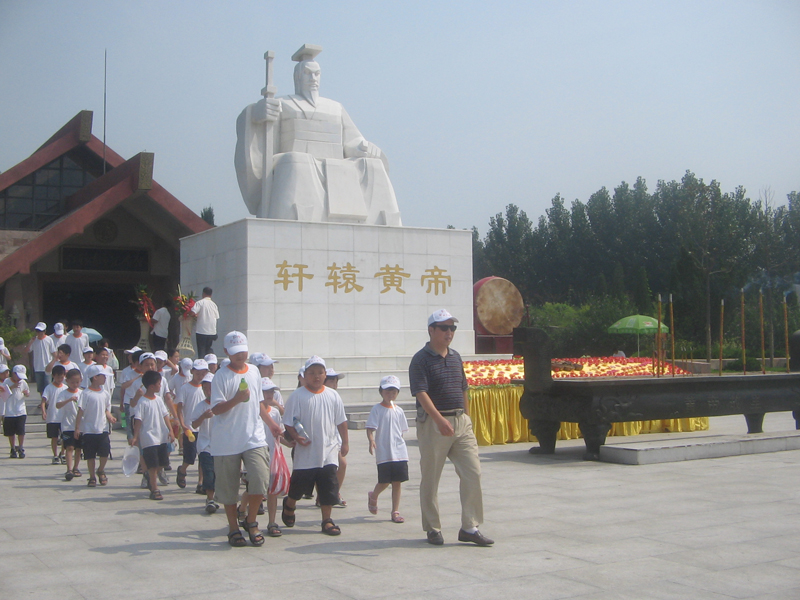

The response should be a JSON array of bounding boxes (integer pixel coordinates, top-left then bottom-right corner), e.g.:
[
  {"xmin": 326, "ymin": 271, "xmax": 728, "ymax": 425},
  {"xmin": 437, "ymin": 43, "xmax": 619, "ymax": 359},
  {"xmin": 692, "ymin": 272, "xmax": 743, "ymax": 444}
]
[{"xmin": 291, "ymin": 44, "xmax": 322, "ymax": 62}]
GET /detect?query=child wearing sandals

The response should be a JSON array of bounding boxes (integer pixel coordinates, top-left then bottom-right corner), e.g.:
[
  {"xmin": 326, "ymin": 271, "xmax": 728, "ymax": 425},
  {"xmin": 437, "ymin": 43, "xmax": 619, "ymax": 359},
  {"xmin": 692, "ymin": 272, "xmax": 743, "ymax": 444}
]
[
  {"xmin": 131, "ymin": 370, "xmax": 175, "ymax": 500},
  {"xmin": 56, "ymin": 369, "xmax": 83, "ymax": 480},
  {"xmin": 259, "ymin": 378, "xmax": 294, "ymax": 537},
  {"xmin": 41, "ymin": 365, "xmax": 67, "ymax": 464},
  {"xmin": 366, "ymin": 375, "xmax": 409, "ymax": 523},
  {"xmin": 281, "ymin": 356, "xmax": 349, "ymax": 536},
  {"xmin": 175, "ymin": 359, "xmax": 209, "ymax": 491},
  {"xmin": 74, "ymin": 365, "xmax": 116, "ymax": 487},
  {"xmin": 4, "ymin": 365, "xmax": 30, "ymax": 458},
  {"xmin": 211, "ymin": 331, "xmax": 283, "ymax": 548},
  {"xmin": 191, "ymin": 371, "xmax": 218, "ymax": 513}
]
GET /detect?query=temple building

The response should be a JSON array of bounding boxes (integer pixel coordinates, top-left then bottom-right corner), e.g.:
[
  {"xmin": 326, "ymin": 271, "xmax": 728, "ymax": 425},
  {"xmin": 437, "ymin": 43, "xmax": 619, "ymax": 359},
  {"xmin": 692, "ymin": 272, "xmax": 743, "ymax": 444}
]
[{"xmin": 0, "ymin": 111, "xmax": 211, "ymax": 348}]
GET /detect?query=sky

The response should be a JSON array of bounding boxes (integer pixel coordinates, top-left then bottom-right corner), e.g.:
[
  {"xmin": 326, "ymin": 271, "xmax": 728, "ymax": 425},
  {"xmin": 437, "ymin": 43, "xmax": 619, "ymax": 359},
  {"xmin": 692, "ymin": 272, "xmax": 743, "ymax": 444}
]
[{"xmin": 1, "ymin": 1, "xmax": 798, "ymax": 236}]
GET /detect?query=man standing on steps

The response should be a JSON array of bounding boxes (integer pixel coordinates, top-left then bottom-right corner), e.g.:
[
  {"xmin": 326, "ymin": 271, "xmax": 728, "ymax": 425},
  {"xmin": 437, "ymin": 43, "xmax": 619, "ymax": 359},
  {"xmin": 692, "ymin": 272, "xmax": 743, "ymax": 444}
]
[
  {"xmin": 192, "ymin": 287, "xmax": 219, "ymax": 357},
  {"xmin": 408, "ymin": 309, "xmax": 493, "ymax": 547}
]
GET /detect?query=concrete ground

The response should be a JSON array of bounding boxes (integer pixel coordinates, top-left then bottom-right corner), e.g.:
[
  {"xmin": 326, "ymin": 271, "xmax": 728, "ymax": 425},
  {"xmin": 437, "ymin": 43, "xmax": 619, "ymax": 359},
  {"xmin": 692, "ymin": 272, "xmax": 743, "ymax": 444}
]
[{"xmin": 3, "ymin": 412, "xmax": 800, "ymax": 600}]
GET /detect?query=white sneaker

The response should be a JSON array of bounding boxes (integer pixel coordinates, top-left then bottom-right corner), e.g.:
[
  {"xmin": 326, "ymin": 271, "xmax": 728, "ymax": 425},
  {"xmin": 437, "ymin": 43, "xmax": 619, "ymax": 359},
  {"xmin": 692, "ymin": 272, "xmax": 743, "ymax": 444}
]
[
  {"xmin": 52, "ymin": 457, "xmax": 61, "ymax": 465},
  {"xmin": 158, "ymin": 470, "xmax": 169, "ymax": 486},
  {"xmin": 140, "ymin": 474, "xmax": 150, "ymax": 489}
]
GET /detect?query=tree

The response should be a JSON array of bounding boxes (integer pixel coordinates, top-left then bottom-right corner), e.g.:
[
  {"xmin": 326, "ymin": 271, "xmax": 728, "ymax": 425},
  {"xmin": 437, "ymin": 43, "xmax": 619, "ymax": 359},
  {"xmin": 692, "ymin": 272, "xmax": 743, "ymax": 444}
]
[
  {"xmin": 200, "ymin": 205, "xmax": 215, "ymax": 226},
  {"xmin": 654, "ymin": 172, "xmax": 755, "ymax": 360},
  {"xmin": 482, "ymin": 204, "xmax": 534, "ymax": 300}
]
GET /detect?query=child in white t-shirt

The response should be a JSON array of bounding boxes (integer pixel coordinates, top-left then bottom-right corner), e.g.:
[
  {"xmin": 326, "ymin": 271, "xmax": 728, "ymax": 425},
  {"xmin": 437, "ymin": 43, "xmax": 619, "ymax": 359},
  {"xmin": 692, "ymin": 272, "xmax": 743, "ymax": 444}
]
[
  {"xmin": 74, "ymin": 365, "xmax": 116, "ymax": 487},
  {"xmin": 0, "ymin": 337, "xmax": 11, "ymax": 366},
  {"xmin": 0, "ymin": 365, "xmax": 10, "ymax": 425},
  {"xmin": 191, "ymin": 372, "xmax": 217, "ymax": 513},
  {"xmin": 282, "ymin": 356, "xmax": 348, "ymax": 536},
  {"xmin": 78, "ymin": 347, "xmax": 96, "ymax": 386},
  {"xmin": 175, "ymin": 359, "xmax": 209, "ymax": 491},
  {"xmin": 4, "ymin": 365, "xmax": 31, "ymax": 458},
  {"xmin": 366, "ymin": 375, "xmax": 409, "ymax": 523},
  {"xmin": 132, "ymin": 370, "xmax": 174, "ymax": 500},
  {"xmin": 259, "ymin": 378, "xmax": 294, "ymax": 537},
  {"xmin": 41, "ymin": 364, "xmax": 67, "ymax": 464},
  {"xmin": 56, "ymin": 369, "xmax": 84, "ymax": 480}
]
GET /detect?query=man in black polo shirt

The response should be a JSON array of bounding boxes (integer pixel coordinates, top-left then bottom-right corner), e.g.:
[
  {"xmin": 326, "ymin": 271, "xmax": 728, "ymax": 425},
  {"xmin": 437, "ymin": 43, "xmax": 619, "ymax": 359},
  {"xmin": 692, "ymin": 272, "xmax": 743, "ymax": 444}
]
[{"xmin": 409, "ymin": 309, "xmax": 493, "ymax": 547}]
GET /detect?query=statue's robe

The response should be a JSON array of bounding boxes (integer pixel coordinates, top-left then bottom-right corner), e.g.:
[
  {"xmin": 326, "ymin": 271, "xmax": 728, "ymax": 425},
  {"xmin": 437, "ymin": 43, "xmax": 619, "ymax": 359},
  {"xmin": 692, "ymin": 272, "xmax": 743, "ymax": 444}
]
[{"xmin": 235, "ymin": 95, "xmax": 402, "ymax": 225}]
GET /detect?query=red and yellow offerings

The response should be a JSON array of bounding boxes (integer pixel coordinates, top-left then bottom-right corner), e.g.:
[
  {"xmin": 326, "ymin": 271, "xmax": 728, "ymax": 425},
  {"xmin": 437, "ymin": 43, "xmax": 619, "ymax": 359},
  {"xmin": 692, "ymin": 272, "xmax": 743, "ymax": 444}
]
[
  {"xmin": 132, "ymin": 284, "xmax": 155, "ymax": 327},
  {"xmin": 173, "ymin": 286, "xmax": 196, "ymax": 318},
  {"xmin": 464, "ymin": 357, "xmax": 690, "ymax": 387}
]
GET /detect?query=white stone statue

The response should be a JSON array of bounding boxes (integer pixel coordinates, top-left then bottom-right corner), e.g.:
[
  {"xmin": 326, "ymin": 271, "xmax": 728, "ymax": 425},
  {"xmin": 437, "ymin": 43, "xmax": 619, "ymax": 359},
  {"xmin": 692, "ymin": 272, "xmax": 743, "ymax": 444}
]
[{"xmin": 235, "ymin": 44, "xmax": 402, "ymax": 225}]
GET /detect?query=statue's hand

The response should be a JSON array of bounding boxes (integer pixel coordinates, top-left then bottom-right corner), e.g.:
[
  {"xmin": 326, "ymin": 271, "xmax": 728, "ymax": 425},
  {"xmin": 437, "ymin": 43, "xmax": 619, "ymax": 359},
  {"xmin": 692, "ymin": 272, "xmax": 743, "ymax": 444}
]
[
  {"xmin": 354, "ymin": 140, "xmax": 381, "ymax": 159},
  {"xmin": 253, "ymin": 98, "xmax": 281, "ymax": 123}
]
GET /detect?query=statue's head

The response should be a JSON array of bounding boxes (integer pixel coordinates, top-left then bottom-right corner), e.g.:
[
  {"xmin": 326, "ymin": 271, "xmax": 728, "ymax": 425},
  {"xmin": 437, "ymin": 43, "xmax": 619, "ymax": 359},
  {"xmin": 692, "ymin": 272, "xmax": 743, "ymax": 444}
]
[{"xmin": 294, "ymin": 60, "xmax": 321, "ymax": 100}]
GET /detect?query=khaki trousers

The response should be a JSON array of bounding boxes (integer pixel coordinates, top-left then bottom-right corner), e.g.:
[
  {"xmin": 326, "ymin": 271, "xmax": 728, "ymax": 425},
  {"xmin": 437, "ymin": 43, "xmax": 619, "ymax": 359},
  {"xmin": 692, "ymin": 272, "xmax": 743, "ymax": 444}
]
[{"xmin": 417, "ymin": 413, "xmax": 484, "ymax": 532}]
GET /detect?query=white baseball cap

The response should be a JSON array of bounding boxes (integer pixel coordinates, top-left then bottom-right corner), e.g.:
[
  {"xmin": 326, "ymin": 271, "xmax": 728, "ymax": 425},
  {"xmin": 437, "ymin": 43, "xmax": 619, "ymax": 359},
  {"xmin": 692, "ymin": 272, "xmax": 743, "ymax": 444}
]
[
  {"xmin": 219, "ymin": 358, "xmax": 231, "ymax": 369},
  {"xmin": 428, "ymin": 309, "xmax": 459, "ymax": 326},
  {"xmin": 12, "ymin": 364, "xmax": 27, "ymax": 380},
  {"xmin": 154, "ymin": 350, "xmax": 168, "ymax": 361},
  {"xmin": 35, "ymin": 322, "xmax": 47, "ymax": 331},
  {"xmin": 202, "ymin": 372, "xmax": 215, "ymax": 383},
  {"xmin": 124, "ymin": 346, "xmax": 142, "ymax": 354},
  {"xmin": 0, "ymin": 364, "xmax": 8, "ymax": 373},
  {"xmin": 192, "ymin": 359, "xmax": 209, "ymax": 371},
  {"xmin": 224, "ymin": 331, "xmax": 248, "ymax": 355},
  {"xmin": 83, "ymin": 346, "xmax": 95, "ymax": 354},
  {"xmin": 304, "ymin": 355, "xmax": 326, "ymax": 370},
  {"xmin": 54, "ymin": 323, "xmax": 64, "ymax": 335},
  {"xmin": 139, "ymin": 352, "xmax": 156, "ymax": 364},
  {"xmin": 325, "ymin": 368, "xmax": 345, "ymax": 380},
  {"xmin": 252, "ymin": 353, "xmax": 278, "ymax": 367},
  {"xmin": 179, "ymin": 357, "xmax": 193, "ymax": 374},
  {"xmin": 261, "ymin": 377, "xmax": 280, "ymax": 391},
  {"xmin": 380, "ymin": 375, "xmax": 401, "ymax": 390},
  {"xmin": 85, "ymin": 364, "xmax": 105, "ymax": 380},
  {"xmin": 298, "ymin": 366, "xmax": 306, "ymax": 377},
  {"xmin": 204, "ymin": 353, "xmax": 218, "ymax": 365}
]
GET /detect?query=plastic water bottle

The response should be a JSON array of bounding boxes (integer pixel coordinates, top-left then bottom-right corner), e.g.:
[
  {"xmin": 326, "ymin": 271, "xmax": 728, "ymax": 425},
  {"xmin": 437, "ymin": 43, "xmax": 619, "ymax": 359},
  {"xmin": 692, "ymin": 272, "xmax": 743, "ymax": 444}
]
[
  {"xmin": 184, "ymin": 428, "xmax": 196, "ymax": 442},
  {"xmin": 292, "ymin": 417, "xmax": 309, "ymax": 441},
  {"xmin": 239, "ymin": 378, "xmax": 249, "ymax": 401}
]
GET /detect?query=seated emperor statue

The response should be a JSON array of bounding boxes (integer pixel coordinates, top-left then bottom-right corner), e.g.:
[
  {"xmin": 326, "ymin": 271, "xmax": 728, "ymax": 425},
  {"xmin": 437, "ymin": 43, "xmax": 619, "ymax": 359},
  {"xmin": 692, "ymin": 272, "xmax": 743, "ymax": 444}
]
[{"xmin": 235, "ymin": 46, "xmax": 402, "ymax": 225}]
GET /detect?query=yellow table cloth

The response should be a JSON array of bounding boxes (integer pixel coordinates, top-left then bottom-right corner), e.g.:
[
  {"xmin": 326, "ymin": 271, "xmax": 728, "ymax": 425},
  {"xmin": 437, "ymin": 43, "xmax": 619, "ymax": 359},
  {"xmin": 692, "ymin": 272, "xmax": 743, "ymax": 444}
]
[{"xmin": 468, "ymin": 385, "xmax": 709, "ymax": 446}]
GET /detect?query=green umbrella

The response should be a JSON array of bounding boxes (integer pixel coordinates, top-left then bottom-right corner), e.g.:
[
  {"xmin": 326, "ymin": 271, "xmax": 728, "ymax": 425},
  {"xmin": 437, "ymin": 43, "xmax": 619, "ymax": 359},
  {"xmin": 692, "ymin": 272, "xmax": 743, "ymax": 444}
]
[{"xmin": 608, "ymin": 314, "xmax": 669, "ymax": 356}]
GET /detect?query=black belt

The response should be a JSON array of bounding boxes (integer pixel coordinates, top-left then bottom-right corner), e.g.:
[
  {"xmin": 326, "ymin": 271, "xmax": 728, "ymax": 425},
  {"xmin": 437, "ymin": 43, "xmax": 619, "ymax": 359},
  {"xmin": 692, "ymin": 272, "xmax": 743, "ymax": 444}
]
[{"xmin": 439, "ymin": 409, "xmax": 464, "ymax": 416}]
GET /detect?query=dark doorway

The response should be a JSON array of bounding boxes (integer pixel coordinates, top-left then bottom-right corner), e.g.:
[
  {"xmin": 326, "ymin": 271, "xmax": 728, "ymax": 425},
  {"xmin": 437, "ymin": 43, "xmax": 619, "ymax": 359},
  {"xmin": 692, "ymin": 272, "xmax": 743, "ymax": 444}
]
[{"xmin": 42, "ymin": 282, "xmax": 140, "ymax": 351}]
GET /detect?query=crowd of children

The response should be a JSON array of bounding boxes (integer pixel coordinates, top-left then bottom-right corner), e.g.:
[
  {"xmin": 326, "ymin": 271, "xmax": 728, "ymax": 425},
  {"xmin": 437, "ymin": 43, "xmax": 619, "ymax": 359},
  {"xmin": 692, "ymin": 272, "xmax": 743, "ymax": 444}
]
[{"xmin": 5, "ymin": 322, "xmax": 412, "ymax": 548}]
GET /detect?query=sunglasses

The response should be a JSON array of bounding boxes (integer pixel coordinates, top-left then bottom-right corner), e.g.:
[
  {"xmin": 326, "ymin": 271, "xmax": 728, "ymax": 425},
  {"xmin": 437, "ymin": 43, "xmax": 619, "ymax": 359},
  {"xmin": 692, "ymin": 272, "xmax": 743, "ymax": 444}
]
[{"xmin": 433, "ymin": 324, "xmax": 457, "ymax": 332}]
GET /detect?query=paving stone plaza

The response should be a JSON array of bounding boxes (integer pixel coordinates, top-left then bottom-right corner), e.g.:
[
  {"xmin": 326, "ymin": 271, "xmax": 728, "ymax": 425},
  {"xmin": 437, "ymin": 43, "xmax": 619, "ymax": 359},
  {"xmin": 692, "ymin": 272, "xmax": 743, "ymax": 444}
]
[{"xmin": 3, "ymin": 408, "xmax": 800, "ymax": 600}]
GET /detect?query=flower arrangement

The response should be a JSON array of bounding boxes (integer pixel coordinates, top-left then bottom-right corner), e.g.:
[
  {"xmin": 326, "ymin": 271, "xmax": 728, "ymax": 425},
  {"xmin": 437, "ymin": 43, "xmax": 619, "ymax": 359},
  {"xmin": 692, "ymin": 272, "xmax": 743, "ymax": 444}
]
[
  {"xmin": 173, "ymin": 286, "xmax": 197, "ymax": 319},
  {"xmin": 463, "ymin": 357, "xmax": 691, "ymax": 387},
  {"xmin": 132, "ymin": 284, "xmax": 155, "ymax": 327}
]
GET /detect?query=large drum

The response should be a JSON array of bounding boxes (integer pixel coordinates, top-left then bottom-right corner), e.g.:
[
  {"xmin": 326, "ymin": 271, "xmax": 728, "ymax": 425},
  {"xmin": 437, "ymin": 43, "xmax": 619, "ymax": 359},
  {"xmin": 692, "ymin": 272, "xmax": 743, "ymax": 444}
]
[{"xmin": 473, "ymin": 276, "xmax": 525, "ymax": 336}]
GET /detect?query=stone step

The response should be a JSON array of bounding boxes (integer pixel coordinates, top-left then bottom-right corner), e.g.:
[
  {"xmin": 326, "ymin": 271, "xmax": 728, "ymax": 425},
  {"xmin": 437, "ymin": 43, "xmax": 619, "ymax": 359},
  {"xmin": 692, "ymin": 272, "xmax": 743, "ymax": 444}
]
[{"xmin": 600, "ymin": 430, "xmax": 800, "ymax": 465}]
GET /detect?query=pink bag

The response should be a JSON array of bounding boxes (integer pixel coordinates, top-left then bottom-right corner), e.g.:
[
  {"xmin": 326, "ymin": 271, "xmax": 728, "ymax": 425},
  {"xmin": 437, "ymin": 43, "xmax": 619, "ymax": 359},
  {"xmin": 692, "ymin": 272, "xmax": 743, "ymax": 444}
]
[{"xmin": 268, "ymin": 443, "xmax": 291, "ymax": 497}]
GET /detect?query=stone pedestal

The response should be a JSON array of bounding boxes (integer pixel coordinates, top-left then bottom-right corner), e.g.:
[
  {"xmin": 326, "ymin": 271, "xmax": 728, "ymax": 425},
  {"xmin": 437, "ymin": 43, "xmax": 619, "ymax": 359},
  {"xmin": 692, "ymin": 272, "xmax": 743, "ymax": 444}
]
[{"xmin": 180, "ymin": 218, "xmax": 474, "ymax": 360}]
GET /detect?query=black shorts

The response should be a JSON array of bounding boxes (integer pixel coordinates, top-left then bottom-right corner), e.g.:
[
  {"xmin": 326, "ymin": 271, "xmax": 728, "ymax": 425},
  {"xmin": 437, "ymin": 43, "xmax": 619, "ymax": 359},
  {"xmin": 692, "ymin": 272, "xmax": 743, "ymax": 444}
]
[
  {"xmin": 181, "ymin": 434, "xmax": 197, "ymax": 465},
  {"xmin": 81, "ymin": 432, "xmax": 110, "ymax": 460},
  {"xmin": 377, "ymin": 460, "xmax": 409, "ymax": 484},
  {"xmin": 288, "ymin": 464, "xmax": 339, "ymax": 505},
  {"xmin": 46, "ymin": 423, "xmax": 62, "ymax": 439},
  {"xmin": 3, "ymin": 415, "xmax": 26, "ymax": 437},
  {"xmin": 142, "ymin": 443, "xmax": 170, "ymax": 469},
  {"xmin": 62, "ymin": 430, "xmax": 82, "ymax": 449}
]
